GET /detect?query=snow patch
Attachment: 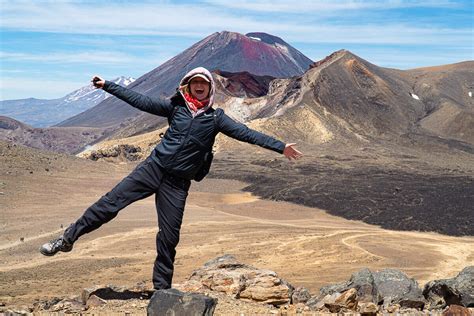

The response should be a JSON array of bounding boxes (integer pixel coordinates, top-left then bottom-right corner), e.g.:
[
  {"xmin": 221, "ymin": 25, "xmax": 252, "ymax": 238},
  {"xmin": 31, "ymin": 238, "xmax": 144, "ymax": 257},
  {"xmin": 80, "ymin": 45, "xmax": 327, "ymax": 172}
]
[
  {"xmin": 248, "ymin": 36, "xmax": 261, "ymax": 41},
  {"xmin": 469, "ymin": 91, "xmax": 472, "ymax": 97},
  {"xmin": 410, "ymin": 93, "xmax": 420, "ymax": 100},
  {"xmin": 275, "ymin": 43, "xmax": 303, "ymax": 72},
  {"xmin": 114, "ymin": 76, "xmax": 135, "ymax": 86}
]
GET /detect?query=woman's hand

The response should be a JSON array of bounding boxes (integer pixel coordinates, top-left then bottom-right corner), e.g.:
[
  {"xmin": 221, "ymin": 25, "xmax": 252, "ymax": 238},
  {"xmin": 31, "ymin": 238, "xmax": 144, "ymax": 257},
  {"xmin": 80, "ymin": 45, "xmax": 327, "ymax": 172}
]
[
  {"xmin": 283, "ymin": 143, "xmax": 303, "ymax": 161},
  {"xmin": 91, "ymin": 75, "xmax": 105, "ymax": 89}
]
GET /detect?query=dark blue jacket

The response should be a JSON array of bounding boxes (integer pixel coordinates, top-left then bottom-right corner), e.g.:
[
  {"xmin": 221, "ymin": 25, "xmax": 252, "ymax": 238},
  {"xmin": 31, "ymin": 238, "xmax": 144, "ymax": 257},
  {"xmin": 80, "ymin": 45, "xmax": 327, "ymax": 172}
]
[{"xmin": 103, "ymin": 81, "xmax": 286, "ymax": 180}]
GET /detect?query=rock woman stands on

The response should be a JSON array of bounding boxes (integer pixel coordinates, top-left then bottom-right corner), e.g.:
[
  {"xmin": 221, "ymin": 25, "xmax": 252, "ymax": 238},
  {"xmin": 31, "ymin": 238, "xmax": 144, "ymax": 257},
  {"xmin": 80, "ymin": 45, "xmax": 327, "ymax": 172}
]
[{"xmin": 40, "ymin": 67, "xmax": 303, "ymax": 291}]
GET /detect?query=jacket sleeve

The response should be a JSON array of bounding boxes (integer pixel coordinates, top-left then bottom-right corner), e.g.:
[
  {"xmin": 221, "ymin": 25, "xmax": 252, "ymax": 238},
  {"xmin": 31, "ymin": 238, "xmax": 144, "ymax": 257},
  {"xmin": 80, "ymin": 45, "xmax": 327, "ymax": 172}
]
[
  {"xmin": 103, "ymin": 80, "xmax": 173, "ymax": 117},
  {"xmin": 216, "ymin": 109, "xmax": 286, "ymax": 154}
]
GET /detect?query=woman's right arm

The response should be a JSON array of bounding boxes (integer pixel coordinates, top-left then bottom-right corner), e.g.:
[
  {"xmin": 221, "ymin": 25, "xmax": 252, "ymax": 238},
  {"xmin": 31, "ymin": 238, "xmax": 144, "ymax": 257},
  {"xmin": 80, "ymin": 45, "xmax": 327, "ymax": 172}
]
[{"xmin": 93, "ymin": 76, "xmax": 173, "ymax": 117}]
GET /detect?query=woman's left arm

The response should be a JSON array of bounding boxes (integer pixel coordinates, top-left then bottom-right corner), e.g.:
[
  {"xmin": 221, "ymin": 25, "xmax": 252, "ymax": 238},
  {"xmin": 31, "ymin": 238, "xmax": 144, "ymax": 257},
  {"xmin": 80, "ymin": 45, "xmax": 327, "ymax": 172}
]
[{"xmin": 217, "ymin": 110, "xmax": 302, "ymax": 160}]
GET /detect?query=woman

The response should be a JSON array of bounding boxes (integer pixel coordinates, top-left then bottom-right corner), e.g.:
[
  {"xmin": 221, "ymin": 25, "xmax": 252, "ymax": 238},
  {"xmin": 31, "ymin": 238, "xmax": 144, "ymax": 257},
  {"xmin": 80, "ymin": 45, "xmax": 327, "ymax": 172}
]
[{"xmin": 40, "ymin": 67, "xmax": 303, "ymax": 290}]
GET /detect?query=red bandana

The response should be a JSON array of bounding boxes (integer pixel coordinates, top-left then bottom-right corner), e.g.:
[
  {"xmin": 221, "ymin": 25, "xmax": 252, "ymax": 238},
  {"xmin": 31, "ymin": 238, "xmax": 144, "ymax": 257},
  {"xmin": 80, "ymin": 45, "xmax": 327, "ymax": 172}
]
[{"xmin": 183, "ymin": 92, "xmax": 209, "ymax": 113}]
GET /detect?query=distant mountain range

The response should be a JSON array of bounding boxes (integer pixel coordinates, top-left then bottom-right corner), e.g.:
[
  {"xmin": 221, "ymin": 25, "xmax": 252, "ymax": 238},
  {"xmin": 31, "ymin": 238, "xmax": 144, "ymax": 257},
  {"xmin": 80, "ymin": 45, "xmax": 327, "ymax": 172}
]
[
  {"xmin": 1, "ymin": 30, "xmax": 472, "ymax": 157},
  {"xmin": 57, "ymin": 31, "xmax": 313, "ymax": 129},
  {"xmin": 0, "ymin": 76, "xmax": 135, "ymax": 127}
]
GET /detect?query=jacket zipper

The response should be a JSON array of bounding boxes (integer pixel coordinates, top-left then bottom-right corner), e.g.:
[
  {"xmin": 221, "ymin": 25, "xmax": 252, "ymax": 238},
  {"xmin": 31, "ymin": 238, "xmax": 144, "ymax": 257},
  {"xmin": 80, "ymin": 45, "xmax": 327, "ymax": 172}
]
[{"xmin": 167, "ymin": 109, "xmax": 196, "ymax": 167}]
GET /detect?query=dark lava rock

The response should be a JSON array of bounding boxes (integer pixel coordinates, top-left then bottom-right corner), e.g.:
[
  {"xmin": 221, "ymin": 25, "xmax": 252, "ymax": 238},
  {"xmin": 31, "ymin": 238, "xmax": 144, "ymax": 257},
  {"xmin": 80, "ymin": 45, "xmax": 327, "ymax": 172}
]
[
  {"xmin": 147, "ymin": 288, "xmax": 217, "ymax": 316},
  {"xmin": 347, "ymin": 268, "xmax": 380, "ymax": 304},
  {"xmin": 312, "ymin": 268, "xmax": 425, "ymax": 310},
  {"xmin": 318, "ymin": 281, "xmax": 349, "ymax": 297},
  {"xmin": 423, "ymin": 266, "xmax": 474, "ymax": 308},
  {"xmin": 373, "ymin": 269, "xmax": 425, "ymax": 309}
]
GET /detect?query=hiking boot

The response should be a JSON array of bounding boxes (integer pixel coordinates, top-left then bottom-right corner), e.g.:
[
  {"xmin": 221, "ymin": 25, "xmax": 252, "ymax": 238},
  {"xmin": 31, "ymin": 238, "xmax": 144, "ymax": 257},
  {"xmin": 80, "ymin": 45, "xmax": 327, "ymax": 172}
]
[{"xmin": 40, "ymin": 234, "xmax": 73, "ymax": 256}]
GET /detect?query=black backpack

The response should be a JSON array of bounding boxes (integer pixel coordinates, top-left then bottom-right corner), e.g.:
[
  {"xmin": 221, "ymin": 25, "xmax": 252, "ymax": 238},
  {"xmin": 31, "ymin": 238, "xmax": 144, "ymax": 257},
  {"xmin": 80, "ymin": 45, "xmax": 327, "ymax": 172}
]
[{"xmin": 167, "ymin": 105, "xmax": 219, "ymax": 182}]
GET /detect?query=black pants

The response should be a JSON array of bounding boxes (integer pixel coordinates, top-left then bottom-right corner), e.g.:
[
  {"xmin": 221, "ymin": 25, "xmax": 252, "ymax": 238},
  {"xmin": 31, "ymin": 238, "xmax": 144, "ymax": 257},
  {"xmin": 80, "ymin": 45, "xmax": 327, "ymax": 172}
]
[{"xmin": 64, "ymin": 156, "xmax": 191, "ymax": 290}]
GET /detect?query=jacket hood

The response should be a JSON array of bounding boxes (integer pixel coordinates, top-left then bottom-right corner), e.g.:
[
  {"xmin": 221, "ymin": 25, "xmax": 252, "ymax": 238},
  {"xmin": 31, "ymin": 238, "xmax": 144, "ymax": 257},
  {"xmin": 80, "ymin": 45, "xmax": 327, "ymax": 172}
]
[{"xmin": 179, "ymin": 67, "xmax": 215, "ymax": 112}]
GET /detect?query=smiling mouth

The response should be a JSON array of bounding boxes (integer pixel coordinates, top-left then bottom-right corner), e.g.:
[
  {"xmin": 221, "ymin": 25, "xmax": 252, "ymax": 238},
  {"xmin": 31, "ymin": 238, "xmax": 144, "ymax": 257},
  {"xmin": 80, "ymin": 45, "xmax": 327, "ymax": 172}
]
[{"xmin": 196, "ymin": 89, "xmax": 204, "ymax": 94}]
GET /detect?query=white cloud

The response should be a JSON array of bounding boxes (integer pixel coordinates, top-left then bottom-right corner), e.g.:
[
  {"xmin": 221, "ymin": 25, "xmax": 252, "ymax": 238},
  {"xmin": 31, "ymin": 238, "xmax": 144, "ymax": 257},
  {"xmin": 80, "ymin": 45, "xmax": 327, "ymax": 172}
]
[
  {"xmin": 0, "ymin": 1, "xmax": 469, "ymax": 45},
  {"xmin": 204, "ymin": 0, "xmax": 460, "ymax": 13}
]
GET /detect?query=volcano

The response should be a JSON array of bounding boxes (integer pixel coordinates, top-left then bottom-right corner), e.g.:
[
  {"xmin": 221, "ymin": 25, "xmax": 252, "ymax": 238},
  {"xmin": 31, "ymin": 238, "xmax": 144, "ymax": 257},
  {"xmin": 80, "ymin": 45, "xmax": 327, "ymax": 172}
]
[{"xmin": 57, "ymin": 31, "xmax": 312, "ymax": 129}]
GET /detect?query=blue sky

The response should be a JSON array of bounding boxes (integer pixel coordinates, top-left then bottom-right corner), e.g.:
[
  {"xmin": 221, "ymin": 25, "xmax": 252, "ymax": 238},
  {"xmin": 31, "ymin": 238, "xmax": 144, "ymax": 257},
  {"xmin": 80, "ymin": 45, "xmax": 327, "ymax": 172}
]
[{"xmin": 0, "ymin": 0, "xmax": 472, "ymax": 100}]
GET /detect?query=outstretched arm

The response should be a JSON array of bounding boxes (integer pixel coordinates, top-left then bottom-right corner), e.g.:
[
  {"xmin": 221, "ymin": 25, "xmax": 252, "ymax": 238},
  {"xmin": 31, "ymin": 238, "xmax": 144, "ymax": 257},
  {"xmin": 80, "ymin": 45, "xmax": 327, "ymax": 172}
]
[
  {"xmin": 91, "ymin": 75, "xmax": 173, "ymax": 117},
  {"xmin": 217, "ymin": 109, "xmax": 303, "ymax": 160}
]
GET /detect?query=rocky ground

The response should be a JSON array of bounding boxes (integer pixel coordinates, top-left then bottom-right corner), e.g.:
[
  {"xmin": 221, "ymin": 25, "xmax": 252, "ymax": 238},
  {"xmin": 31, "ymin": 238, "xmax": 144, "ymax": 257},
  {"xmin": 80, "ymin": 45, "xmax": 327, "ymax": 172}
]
[{"xmin": 0, "ymin": 141, "xmax": 473, "ymax": 315}]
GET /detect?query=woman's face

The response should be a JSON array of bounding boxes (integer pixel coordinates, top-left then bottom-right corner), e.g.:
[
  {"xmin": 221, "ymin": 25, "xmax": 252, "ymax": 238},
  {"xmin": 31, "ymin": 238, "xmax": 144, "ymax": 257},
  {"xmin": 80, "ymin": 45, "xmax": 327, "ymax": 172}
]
[{"xmin": 189, "ymin": 77, "xmax": 210, "ymax": 101}]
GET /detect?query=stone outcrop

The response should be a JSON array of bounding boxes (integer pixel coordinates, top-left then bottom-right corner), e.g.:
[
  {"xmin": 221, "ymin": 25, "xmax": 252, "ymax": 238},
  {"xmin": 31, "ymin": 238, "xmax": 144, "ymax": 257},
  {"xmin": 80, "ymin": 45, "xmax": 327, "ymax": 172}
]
[
  {"xmin": 147, "ymin": 289, "xmax": 217, "ymax": 316},
  {"xmin": 178, "ymin": 254, "xmax": 294, "ymax": 306},
  {"xmin": 307, "ymin": 268, "xmax": 425, "ymax": 313},
  {"xmin": 423, "ymin": 266, "xmax": 474, "ymax": 309}
]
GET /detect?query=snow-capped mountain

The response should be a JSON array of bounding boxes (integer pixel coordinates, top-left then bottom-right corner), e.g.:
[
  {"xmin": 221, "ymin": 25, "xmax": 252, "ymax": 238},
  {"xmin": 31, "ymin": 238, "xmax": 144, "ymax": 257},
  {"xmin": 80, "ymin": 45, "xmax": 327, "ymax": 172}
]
[{"xmin": 0, "ymin": 76, "xmax": 135, "ymax": 127}]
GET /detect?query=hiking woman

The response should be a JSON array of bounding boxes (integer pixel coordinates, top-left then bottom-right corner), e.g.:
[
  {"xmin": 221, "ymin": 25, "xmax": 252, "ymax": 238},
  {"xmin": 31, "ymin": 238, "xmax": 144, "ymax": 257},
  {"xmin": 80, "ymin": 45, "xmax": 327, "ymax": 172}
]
[{"xmin": 40, "ymin": 67, "xmax": 303, "ymax": 290}]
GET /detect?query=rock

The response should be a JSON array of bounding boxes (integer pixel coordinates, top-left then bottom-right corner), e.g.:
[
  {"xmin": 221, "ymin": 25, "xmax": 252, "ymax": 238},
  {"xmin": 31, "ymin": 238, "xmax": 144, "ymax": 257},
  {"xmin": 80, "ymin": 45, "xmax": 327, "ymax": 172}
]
[
  {"xmin": 306, "ymin": 292, "xmax": 340, "ymax": 311},
  {"xmin": 319, "ymin": 280, "xmax": 349, "ymax": 297},
  {"xmin": 423, "ymin": 266, "xmax": 474, "ymax": 308},
  {"xmin": 86, "ymin": 295, "xmax": 107, "ymax": 308},
  {"xmin": 238, "ymin": 270, "xmax": 293, "ymax": 305},
  {"xmin": 147, "ymin": 288, "xmax": 217, "ymax": 316},
  {"xmin": 291, "ymin": 286, "xmax": 311, "ymax": 304},
  {"xmin": 384, "ymin": 303, "xmax": 400, "ymax": 313},
  {"xmin": 82, "ymin": 285, "xmax": 102, "ymax": 304},
  {"xmin": 50, "ymin": 298, "xmax": 85, "ymax": 312},
  {"xmin": 358, "ymin": 302, "xmax": 378, "ymax": 315},
  {"xmin": 373, "ymin": 269, "xmax": 425, "ymax": 309},
  {"xmin": 32, "ymin": 297, "xmax": 62, "ymax": 311},
  {"xmin": 325, "ymin": 288, "xmax": 358, "ymax": 313},
  {"xmin": 318, "ymin": 268, "xmax": 379, "ymax": 304},
  {"xmin": 349, "ymin": 268, "xmax": 380, "ymax": 303},
  {"xmin": 423, "ymin": 280, "xmax": 461, "ymax": 309},
  {"xmin": 443, "ymin": 304, "xmax": 471, "ymax": 316},
  {"xmin": 181, "ymin": 254, "xmax": 294, "ymax": 306},
  {"xmin": 316, "ymin": 268, "xmax": 424, "ymax": 309}
]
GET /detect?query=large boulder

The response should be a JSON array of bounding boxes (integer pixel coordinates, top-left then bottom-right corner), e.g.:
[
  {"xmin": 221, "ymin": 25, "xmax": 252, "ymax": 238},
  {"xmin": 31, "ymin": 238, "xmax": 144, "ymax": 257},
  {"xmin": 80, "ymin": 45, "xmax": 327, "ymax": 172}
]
[
  {"xmin": 373, "ymin": 269, "xmax": 425, "ymax": 309},
  {"xmin": 308, "ymin": 268, "xmax": 425, "ymax": 311},
  {"xmin": 179, "ymin": 254, "xmax": 294, "ymax": 306},
  {"xmin": 147, "ymin": 289, "xmax": 217, "ymax": 316},
  {"xmin": 423, "ymin": 266, "xmax": 474, "ymax": 309}
]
